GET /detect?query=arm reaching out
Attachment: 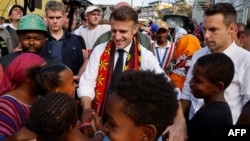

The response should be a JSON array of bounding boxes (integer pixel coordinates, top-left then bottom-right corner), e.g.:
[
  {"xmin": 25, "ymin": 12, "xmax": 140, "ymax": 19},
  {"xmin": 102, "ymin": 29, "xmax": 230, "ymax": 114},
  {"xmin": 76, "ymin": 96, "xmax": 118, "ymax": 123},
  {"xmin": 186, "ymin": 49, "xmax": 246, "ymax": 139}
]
[{"xmin": 162, "ymin": 101, "xmax": 187, "ymax": 141}]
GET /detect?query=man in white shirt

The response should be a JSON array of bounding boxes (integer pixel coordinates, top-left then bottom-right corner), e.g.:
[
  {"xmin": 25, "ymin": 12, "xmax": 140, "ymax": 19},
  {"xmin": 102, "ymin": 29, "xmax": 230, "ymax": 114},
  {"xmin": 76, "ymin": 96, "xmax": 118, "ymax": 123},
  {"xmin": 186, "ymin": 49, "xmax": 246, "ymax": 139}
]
[
  {"xmin": 181, "ymin": 3, "xmax": 250, "ymax": 124},
  {"xmin": 152, "ymin": 21, "xmax": 174, "ymax": 73},
  {"xmin": 78, "ymin": 6, "xmax": 187, "ymax": 141},
  {"xmin": 79, "ymin": 6, "xmax": 111, "ymax": 55},
  {"xmin": 74, "ymin": 11, "xmax": 88, "ymax": 35}
]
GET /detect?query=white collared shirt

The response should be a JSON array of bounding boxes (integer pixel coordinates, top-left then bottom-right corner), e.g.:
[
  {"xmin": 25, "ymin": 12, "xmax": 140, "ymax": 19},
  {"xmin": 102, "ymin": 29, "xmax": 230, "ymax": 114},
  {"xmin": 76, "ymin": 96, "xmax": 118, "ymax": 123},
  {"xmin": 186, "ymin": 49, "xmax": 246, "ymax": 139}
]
[
  {"xmin": 181, "ymin": 41, "xmax": 250, "ymax": 124},
  {"xmin": 153, "ymin": 41, "xmax": 174, "ymax": 69},
  {"xmin": 77, "ymin": 41, "xmax": 165, "ymax": 100}
]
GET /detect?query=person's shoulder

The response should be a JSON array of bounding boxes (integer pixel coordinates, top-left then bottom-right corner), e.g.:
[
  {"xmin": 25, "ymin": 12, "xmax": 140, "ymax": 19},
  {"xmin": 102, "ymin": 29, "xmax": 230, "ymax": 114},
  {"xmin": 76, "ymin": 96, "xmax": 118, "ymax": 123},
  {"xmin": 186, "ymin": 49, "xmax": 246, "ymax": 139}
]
[
  {"xmin": 92, "ymin": 41, "xmax": 109, "ymax": 54},
  {"xmin": 67, "ymin": 33, "xmax": 82, "ymax": 42},
  {"xmin": 205, "ymin": 102, "xmax": 231, "ymax": 115},
  {"xmin": 0, "ymin": 95, "xmax": 17, "ymax": 106},
  {"xmin": 229, "ymin": 44, "xmax": 250, "ymax": 63},
  {"xmin": 0, "ymin": 51, "xmax": 20, "ymax": 62},
  {"xmin": 139, "ymin": 43, "xmax": 155, "ymax": 56},
  {"xmin": 0, "ymin": 52, "xmax": 20, "ymax": 62},
  {"xmin": 192, "ymin": 47, "xmax": 209, "ymax": 57},
  {"xmin": 98, "ymin": 24, "xmax": 111, "ymax": 29},
  {"xmin": 195, "ymin": 46, "xmax": 209, "ymax": 53},
  {"xmin": 233, "ymin": 44, "xmax": 250, "ymax": 55}
]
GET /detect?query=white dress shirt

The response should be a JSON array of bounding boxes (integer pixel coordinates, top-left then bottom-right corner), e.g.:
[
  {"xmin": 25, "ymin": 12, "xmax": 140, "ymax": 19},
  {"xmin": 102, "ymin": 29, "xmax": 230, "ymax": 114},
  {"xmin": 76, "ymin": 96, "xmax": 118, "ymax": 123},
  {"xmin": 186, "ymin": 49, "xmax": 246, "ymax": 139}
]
[
  {"xmin": 77, "ymin": 41, "xmax": 166, "ymax": 100},
  {"xmin": 153, "ymin": 41, "xmax": 174, "ymax": 69}
]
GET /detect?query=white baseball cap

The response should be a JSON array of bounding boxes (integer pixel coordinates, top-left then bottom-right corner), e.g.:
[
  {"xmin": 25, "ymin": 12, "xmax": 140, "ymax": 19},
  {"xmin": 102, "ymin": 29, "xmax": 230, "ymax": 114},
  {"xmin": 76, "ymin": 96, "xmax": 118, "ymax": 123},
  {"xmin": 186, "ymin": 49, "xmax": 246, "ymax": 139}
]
[{"xmin": 85, "ymin": 6, "xmax": 102, "ymax": 15}]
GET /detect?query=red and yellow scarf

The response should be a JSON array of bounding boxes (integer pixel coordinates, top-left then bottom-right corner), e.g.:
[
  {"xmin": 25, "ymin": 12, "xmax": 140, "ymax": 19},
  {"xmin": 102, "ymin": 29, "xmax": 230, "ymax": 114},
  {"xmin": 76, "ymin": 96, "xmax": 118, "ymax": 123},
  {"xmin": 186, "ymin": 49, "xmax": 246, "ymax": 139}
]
[{"xmin": 93, "ymin": 37, "xmax": 141, "ymax": 116}]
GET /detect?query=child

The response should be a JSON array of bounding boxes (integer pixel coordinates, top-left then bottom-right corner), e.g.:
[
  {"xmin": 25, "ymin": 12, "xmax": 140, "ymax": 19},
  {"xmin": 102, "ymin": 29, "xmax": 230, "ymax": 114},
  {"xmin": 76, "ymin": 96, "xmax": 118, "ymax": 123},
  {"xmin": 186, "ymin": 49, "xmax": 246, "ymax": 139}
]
[
  {"xmin": 27, "ymin": 64, "xmax": 77, "ymax": 98},
  {"xmin": 25, "ymin": 93, "xmax": 78, "ymax": 141},
  {"xmin": 104, "ymin": 70, "xmax": 179, "ymax": 141},
  {"xmin": 25, "ymin": 93, "xmax": 104, "ymax": 141},
  {"xmin": 188, "ymin": 53, "xmax": 234, "ymax": 141},
  {"xmin": 27, "ymin": 64, "xmax": 103, "ymax": 140},
  {"xmin": 0, "ymin": 53, "xmax": 45, "ymax": 139}
]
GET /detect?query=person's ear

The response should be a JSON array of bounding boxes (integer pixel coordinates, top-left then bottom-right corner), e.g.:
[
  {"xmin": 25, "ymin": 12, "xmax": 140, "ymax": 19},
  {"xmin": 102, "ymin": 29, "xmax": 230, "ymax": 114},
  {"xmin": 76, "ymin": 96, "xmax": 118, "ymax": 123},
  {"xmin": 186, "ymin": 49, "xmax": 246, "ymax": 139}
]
[
  {"xmin": 214, "ymin": 81, "xmax": 224, "ymax": 93},
  {"xmin": 239, "ymin": 33, "xmax": 246, "ymax": 43},
  {"xmin": 229, "ymin": 23, "xmax": 237, "ymax": 34},
  {"xmin": 140, "ymin": 124, "xmax": 157, "ymax": 141},
  {"xmin": 133, "ymin": 24, "xmax": 139, "ymax": 35}
]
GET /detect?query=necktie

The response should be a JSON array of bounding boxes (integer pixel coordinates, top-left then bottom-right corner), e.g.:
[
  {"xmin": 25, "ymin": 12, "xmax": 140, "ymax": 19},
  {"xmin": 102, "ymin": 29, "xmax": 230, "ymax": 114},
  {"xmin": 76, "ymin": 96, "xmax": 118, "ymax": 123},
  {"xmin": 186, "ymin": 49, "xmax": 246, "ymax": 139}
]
[{"xmin": 113, "ymin": 49, "xmax": 124, "ymax": 81}]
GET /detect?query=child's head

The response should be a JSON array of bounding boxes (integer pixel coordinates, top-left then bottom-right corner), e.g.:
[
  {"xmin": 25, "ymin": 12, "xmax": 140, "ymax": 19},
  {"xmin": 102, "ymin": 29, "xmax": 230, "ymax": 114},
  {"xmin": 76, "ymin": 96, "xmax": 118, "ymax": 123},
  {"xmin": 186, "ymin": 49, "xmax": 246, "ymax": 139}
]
[
  {"xmin": 25, "ymin": 93, "xmax": 78, "ymax": 141},
  {"xmin": 28, "ymin": 64, "xmax": 77, "ymax": 97},
  {"xmin": 190, "ymin": 53, "xmax": 234, "ymax": 98},
  {"xmin": 104, "ymin": 70, "xmax": 178, "ymax": 141}
]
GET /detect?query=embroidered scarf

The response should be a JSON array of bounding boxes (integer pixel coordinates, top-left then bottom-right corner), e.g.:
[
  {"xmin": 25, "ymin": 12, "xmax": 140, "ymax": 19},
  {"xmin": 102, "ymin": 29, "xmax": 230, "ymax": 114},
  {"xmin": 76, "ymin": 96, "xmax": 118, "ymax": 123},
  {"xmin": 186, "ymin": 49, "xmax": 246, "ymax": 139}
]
[{"xmin": 93, "ymin": 37, "xmax": 141, "ymax": 116}]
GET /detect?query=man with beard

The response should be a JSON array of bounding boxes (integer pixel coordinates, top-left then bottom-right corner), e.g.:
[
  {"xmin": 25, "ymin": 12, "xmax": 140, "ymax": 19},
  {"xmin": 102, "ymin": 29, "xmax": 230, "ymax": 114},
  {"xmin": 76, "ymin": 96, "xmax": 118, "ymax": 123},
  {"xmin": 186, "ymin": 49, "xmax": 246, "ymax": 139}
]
[{"xmin": 0, "ymin": 14, "xmax": 47, "ymax": 72}]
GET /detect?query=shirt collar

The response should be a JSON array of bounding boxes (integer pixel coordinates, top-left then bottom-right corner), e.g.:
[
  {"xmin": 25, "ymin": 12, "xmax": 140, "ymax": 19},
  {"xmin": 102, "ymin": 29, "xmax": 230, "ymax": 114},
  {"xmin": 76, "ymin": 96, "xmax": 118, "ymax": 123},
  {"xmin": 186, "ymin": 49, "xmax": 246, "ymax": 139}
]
[
  {"xmin": 207, "ymin": 41, "xmax": 238, "ymax": 55},
  {"xmin": 9, "ymin": 23, "xmax": 16, "ymax": 30},
  {"xmin": 223, "ymin": 41, "xmax": 238, "ymax": 56},
  {"xmin": 116, "ymin": 41, "xmax": 132, "ymax": 53}
]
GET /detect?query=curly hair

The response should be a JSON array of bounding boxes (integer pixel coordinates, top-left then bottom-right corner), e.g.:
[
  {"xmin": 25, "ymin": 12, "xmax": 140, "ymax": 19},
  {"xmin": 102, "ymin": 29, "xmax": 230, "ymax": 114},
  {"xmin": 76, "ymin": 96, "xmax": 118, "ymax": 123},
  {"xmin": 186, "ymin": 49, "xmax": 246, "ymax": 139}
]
[
  {"xmin": 113, "ymin": 70, "xmax": 178, "ymax": 138},
  {"xmin": 195, "ymin": 53, "xmax": 234, "ymax": 89},
  {"xmin": 27, "ymin": 64, "xmax": 69, "ymax": 95},
  {"xmin": 205, "ymin": 3, "xmax": 236, "ymax": 28},
  {"xmin": 25, "ymin": 93, "xmax": 77, "ymax": 141}
]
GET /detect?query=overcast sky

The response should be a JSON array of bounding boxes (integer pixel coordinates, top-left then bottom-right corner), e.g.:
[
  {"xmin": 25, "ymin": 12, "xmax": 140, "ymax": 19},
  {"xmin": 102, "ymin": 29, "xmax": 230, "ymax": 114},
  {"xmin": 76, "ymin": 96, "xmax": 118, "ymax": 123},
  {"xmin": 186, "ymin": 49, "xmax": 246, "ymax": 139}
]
[{"xmin": 88, "ymin": 0, "xmax": 177, "ymax": 6}]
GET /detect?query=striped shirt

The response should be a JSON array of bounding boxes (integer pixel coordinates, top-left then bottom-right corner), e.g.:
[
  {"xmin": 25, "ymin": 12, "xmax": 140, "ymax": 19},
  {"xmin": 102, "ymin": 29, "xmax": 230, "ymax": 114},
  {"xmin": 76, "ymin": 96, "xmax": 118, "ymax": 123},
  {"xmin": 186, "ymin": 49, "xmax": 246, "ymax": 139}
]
[{"xmin": 0, "ymin": 95, "xmax": 31, "ymax": 138}]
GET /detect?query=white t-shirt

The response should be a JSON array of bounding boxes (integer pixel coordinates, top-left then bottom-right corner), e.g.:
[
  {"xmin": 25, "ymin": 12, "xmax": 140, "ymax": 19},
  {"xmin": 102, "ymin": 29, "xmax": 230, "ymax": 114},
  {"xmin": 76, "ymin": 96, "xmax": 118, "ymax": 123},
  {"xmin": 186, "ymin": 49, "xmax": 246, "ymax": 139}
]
[
  {"xmin": 181, "ymin": 41, "xmax": 250, "ymax": 124},
  {"xmin": 74, "ymin": 26, "xmax": 85, "ymax": 35},
  {"xmin": 79, "ymin": 24, "xmax": 111, "ymax": 50}
]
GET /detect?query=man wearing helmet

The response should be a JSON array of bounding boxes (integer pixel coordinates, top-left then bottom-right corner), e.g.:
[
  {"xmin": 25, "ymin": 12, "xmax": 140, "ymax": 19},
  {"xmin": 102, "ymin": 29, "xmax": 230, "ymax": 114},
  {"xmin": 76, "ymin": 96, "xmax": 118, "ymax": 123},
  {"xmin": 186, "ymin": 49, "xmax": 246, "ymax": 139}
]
[{"xmin": 0, "ymin": 14, "xmax": 47, "ymax": 80}]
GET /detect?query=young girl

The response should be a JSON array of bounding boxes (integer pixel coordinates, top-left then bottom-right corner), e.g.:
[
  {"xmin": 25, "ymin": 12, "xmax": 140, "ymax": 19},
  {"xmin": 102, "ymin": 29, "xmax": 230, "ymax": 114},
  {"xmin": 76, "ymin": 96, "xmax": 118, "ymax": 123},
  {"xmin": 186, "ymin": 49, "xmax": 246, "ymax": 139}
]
[
  {"xmin": 28, "ymin": 64, "xmax": 77, "ymax": 98},
  {"xmin": 25, "ymin": 93, "xmax": 79, "ymax": 141},
  {"xmin": 26, "ymin": 64, "xmax": 104, "ymax": 141}
]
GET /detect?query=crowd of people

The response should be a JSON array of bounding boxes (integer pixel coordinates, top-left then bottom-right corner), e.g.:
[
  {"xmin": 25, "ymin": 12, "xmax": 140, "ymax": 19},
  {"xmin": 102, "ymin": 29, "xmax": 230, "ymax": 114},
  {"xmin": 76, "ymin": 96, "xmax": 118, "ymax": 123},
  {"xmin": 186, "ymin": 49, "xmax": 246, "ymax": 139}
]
[{"xmin": 0, "ymin": 1, "xmax": 250, "ymax": 141}]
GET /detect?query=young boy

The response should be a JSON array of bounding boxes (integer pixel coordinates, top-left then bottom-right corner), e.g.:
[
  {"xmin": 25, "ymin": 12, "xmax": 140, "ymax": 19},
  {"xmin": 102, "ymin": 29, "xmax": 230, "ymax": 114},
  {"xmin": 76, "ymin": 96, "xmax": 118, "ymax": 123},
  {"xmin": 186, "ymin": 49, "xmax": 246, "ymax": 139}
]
[
  {"xmin": 103, "ymin": 70, "xmax": 179, "ymax": 141},
  {"xmin": 188, "ymin": 53, "xmax": 234, "ymax": 141}
]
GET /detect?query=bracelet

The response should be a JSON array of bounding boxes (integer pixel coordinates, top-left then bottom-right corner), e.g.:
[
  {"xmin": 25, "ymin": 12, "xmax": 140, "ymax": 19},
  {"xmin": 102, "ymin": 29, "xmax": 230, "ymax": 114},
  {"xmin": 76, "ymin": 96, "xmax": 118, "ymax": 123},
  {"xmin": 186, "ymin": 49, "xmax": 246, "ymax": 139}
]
[
  {"xmin": 80, "ymin": 122, "xmax": 91, "ymax": 128},
  {"xmin": 94, "ymin": 130, "xmax": 105, "ymax": 138}
]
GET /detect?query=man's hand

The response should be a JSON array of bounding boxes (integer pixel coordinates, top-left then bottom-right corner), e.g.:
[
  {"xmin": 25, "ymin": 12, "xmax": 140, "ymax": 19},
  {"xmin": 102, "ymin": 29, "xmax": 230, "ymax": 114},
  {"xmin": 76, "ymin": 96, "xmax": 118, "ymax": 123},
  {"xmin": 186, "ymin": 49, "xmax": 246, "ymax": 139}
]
[
  {"xmin": 162, "ymin": 101, "xmax": 187, "ymax": 141},
  {"xmin": 162, "ymin": 121, "xmax": 187, "ymax": 141}
]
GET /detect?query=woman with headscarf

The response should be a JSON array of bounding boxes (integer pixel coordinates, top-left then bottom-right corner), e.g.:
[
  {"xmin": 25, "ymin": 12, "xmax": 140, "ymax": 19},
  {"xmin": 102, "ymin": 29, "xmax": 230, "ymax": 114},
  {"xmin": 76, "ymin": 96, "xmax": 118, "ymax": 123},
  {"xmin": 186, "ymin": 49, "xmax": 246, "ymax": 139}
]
[
  {"xmin": 173, "ymin": 26, "xmax": 187, "ymax": 43},
  {"xmin": 169, "ymin": 35, "xmax": 201, "ymax": 91},
  {"xmin": 0, "ymin": 53, "xmax": 45, "ymax": 139}
]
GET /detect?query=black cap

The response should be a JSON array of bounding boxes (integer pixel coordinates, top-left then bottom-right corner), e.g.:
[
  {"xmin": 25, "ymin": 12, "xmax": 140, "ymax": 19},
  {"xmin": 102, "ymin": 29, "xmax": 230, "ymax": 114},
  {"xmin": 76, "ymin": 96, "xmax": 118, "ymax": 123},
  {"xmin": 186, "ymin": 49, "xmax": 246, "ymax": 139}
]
[{"xmin": 8, "ymin": 5, "xmax": 24, "ymax": 16}]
